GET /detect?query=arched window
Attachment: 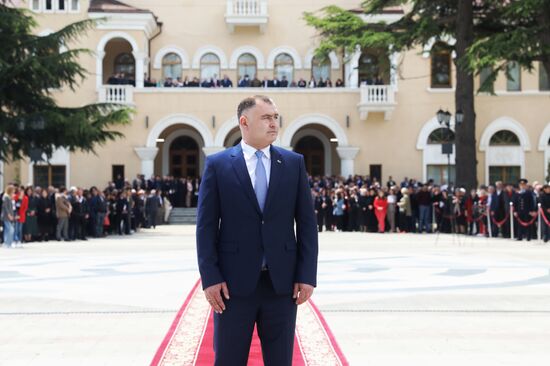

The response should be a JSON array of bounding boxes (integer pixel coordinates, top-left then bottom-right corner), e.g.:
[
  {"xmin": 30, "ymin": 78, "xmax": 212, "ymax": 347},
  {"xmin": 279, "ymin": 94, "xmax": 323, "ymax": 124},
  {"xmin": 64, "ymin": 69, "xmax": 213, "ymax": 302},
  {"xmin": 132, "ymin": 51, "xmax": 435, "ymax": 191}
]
[
  {"xmin": 431, "ymin": 43, "xmax": 452, "ymax": 88},
  {"xmin": 539, "ymin": 62, "xmax": 549, "ymax": 91},
  {"xmin": 312, "ymin": 56, "xmax": 330, "ymax": 82},
  {"xmin": 274, "ymin": 53, "xmax": 294, "ymax": 82},
  {"xmin": 162, "ymin": 53, "xmax": 182, "ymax": 80},
  {"xmin": 237, "ymin": 53, "xmax": 257, "ymax": 80},
  {"xmin": 200, "ymin": 53, "xmax": 220, "ymax": 80},
  {"xmin": 427, "ymin": 128, "xmax": 455, "ymax": 144},
  {"xmin": 489, "ymin": 130, "xmax": 520, "ymax": 146},
  {"xmin": 506, "ymin": 61, "xmax": 521, "ymax": 91},
  {"xmin": 114, "ymin": 53, "xmax": 135, "ymax": 77}
]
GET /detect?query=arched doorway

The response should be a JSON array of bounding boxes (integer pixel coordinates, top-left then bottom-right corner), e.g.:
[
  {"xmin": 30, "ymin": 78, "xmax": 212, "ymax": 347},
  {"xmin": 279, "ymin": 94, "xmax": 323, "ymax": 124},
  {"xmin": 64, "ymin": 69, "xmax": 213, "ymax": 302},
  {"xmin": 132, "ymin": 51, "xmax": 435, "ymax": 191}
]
[
  {"xmin": 289, "ymin": 125, "xmax": 336, "ymax": 176},
  {"xmin": 224, "ymin": 126, "xmax": 242, "ymax": 148},
  {"xmin": 294, "ymin": 136, "xmax": 325, "ymax": 176},
  {"xmin": 169, "ymin": 136, "xmax": 199, "ymax": 178},
  {"xmin": 479, "ymin": 117, "xmax": 530, "ymax": 185}
]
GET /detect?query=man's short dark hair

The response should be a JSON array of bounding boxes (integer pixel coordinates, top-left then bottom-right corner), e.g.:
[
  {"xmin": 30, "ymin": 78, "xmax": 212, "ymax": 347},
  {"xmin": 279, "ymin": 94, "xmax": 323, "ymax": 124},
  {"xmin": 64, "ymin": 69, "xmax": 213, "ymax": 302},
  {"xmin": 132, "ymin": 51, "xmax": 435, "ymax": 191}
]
[{"xmin": 237, "ymin": 95, "xmax": 273, "ymax": 118}]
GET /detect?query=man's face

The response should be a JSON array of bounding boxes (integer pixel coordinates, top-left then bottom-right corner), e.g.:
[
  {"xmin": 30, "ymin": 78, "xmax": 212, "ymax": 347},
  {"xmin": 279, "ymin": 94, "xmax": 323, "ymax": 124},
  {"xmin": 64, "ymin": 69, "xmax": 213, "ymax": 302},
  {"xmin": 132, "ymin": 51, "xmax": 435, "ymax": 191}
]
[{"xmin": 240, "ymin": 99, "xmax": 279, "ymax": 149}]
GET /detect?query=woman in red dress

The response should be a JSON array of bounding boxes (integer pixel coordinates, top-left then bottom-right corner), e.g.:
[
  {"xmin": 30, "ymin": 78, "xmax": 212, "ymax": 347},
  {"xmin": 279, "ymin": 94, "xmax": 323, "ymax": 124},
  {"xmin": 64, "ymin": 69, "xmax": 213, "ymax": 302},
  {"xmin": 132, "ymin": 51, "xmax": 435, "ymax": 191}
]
[{"xmin": 374, "ymin": 190, "xmax": 388, "ymax": 233}]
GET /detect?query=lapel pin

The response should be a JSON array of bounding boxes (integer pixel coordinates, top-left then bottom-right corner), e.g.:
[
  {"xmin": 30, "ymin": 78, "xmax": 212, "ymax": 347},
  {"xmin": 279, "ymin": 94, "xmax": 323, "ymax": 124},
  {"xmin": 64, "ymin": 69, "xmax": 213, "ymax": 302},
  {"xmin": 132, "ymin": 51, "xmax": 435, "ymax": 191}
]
[{"xmin": 277, "ymin": 159, "xmax": 282, "ymax": 164}]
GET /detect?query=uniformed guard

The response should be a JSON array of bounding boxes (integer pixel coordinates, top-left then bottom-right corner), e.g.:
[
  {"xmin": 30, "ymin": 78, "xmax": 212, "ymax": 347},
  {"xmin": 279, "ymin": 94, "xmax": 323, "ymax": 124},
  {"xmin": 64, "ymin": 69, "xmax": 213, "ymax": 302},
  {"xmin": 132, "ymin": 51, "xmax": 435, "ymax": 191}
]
[{"xmin": 513, "ymin": 179, "xmax": 536, "ymax": 241}]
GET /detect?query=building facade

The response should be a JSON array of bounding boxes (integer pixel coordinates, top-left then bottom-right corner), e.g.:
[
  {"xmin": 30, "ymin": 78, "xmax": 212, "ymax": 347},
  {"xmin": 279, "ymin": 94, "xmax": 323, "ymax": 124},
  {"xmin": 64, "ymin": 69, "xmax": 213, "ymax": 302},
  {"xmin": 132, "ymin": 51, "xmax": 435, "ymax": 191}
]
[{"xmin": 2, "ymin": 0, "xmax": 550, "ymax": 194}]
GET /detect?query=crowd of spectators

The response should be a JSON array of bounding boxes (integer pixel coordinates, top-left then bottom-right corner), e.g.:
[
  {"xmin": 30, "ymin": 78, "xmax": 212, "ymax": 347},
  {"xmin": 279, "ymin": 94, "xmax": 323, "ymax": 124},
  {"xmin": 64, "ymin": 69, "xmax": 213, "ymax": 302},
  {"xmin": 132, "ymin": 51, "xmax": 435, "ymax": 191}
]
[
  {"xmin": 0, "ymin": 179, "xmax": 172, "ymax": 248},
  {"xmin": 106, "ymin": 73, "xmax": 347, "ymax": 89},
  {"xmin": 4, "ymin": 171, "xmax": 549, "ymax": 248},
  {"xmin": 309, "ymin": 175, "xmax": 550, "ymax": 242}
]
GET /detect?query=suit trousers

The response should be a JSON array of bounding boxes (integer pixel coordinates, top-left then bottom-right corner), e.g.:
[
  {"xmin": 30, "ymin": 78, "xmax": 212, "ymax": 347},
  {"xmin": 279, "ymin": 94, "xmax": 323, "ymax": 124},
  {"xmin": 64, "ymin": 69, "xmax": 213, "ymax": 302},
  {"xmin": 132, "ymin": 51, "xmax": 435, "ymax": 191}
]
[
  {"xmin": 213, "ymin": 271, "xmax": 297, "ymax": 366},
  {"xmin": 56, "ymin": 217, "xmax": 69, "ymax": 241}
]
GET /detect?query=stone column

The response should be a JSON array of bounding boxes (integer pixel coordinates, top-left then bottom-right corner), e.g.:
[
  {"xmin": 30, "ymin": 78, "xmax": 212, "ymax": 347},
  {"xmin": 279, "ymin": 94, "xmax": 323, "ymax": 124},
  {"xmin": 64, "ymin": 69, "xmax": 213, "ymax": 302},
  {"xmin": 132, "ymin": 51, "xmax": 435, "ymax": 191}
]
[
  {"xmin": 96, "ymin": 50, "xmax": 105, "ymax": 89},
  {"xmin": 133, "ymin": 51, "xmax": 147, "ymax": 88},
  {"xmin": 337, "ymin": 146, "xmax": 360, "ymax": 177},
  {"xmin": 344, "ymin": 46, "xmax": 361, "ymax": 88},
  {"xmin": 134, "ymin": 147, "xmax": 158, "ymax": 179}
]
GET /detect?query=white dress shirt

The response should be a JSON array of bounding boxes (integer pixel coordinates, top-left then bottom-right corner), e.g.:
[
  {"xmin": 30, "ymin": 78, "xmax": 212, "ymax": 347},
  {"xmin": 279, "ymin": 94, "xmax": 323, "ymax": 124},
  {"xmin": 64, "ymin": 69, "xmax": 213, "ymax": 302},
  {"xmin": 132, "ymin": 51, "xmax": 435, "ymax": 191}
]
[{"xmin": 241, "ymin": 140, "xmax": 271, "ymax": 189}]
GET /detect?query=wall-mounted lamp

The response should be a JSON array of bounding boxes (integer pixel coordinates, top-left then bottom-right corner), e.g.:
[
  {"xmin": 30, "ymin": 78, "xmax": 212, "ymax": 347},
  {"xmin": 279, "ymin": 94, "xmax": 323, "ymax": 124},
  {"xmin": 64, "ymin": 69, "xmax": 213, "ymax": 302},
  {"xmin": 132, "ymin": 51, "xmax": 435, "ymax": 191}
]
[
  {"xmin": 212, "ymin": 115, "xmax": 216, "ymax": 128},
  {"xmin": 145, "ymin": 116, "xmax": 149, "ymax": 129},
  {"xmin": 346, "ymin": 115, "xmax": 350, "ymax": 128},
  {"xmin": 279, "ymin": 115, "xmax": 283, "ymax": 128}
]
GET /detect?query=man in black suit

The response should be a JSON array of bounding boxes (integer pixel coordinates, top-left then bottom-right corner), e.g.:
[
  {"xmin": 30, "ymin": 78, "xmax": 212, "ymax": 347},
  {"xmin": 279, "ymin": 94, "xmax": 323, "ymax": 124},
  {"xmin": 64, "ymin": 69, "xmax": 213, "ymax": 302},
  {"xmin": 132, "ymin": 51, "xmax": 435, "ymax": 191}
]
[
  {"xmin": 220, "ymin": 74, "xmax": 233, "ymax": 88},
  {"xmin": 490, "ymin": 181, "xmax": 509, "ymax": 237},
  {"xmin": 513, "ymin": 179, "xmax": 536, "ymax": 241}
]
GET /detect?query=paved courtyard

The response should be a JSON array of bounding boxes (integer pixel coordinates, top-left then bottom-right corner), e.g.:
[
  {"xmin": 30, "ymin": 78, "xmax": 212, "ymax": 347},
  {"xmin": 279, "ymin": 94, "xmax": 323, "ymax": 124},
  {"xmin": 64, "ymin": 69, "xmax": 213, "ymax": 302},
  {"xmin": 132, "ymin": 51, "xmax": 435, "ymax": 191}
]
[{"xmin": 1, "ymin": 226, "xmax": 549, "ymax": 365}]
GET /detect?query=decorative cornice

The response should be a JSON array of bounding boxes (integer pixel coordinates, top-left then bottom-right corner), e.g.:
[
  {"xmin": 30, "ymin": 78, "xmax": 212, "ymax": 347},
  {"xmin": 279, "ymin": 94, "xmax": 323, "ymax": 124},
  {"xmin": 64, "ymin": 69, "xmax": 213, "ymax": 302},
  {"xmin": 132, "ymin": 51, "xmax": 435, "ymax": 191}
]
[{"xmin": 89, "ymin": 12, "xmax": 159, "ymax": 39}]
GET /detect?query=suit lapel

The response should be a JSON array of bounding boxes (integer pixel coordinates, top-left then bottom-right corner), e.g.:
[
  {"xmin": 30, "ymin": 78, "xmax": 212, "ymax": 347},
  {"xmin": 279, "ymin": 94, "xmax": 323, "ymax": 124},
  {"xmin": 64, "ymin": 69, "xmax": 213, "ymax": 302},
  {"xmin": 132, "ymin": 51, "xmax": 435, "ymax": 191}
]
[
  {"xmin": 230, "ymin": 144, "xmax": 262, "ymax": 215},
  {"xmin": 264, "ymin": 145, "xmax": 283, "ymax": 213}
]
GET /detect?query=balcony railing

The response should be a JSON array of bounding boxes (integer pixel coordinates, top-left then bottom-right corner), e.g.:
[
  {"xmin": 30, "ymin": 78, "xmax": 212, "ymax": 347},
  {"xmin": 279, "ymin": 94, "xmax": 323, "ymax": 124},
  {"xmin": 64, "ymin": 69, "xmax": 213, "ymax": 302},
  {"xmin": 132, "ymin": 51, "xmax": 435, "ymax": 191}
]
[
  {"xmin": 97, "ymin": 84, "xmax": 363, "ymax": 106},
  {"xmin": 357, "ymin": 84, "xmax": 397, "ymax": 121},
  {"xmin": 225, "ymin": 0, "xmax": 268, "ymax": 33},
  {"xmin": 98, "ymin": 85, "xmax": 134, "ymax": 104}
]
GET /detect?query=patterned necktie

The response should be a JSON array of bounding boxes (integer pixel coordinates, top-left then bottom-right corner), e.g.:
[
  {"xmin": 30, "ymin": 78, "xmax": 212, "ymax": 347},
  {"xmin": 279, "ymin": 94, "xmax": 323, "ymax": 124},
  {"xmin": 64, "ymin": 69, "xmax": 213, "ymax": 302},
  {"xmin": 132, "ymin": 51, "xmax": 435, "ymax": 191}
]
[{"xmin": 254, "ymin": 150, "xmax": 268, "ymax": 211}]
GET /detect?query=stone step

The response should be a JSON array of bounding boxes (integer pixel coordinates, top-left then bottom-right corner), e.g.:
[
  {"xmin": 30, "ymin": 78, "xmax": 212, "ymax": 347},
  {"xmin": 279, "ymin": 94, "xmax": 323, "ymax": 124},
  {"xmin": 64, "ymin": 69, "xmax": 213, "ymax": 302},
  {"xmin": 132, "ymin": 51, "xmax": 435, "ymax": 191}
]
[{"xmin": 168, "ymin": 208, "xmax": 197, "ymax": 225}]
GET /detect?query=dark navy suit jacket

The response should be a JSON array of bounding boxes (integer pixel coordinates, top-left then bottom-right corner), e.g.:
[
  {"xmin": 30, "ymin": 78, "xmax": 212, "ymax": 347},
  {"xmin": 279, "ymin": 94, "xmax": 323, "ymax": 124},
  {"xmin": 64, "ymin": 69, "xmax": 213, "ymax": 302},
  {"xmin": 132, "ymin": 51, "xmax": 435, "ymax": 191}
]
[{"xmin": 196, "ymin": 144, "xmax": 318, "ymax": 297}]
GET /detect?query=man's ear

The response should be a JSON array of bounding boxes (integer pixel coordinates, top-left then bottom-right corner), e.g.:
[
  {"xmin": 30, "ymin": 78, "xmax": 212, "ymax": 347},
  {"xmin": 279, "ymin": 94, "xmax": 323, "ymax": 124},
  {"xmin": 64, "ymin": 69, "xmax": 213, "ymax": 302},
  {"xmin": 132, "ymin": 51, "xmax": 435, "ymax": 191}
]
[{"xmin": 239, "ymin": 115, "xmax": 248, "ymax": 129}]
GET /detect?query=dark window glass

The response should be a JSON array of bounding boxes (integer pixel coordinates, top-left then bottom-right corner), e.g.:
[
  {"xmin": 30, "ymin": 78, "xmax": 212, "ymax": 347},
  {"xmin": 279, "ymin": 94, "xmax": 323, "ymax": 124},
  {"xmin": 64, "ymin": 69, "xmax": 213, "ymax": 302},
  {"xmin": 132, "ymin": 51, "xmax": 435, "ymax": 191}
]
[{"xmin": 489, "ymin": 130, "xmax": 520, "ymax": 146}]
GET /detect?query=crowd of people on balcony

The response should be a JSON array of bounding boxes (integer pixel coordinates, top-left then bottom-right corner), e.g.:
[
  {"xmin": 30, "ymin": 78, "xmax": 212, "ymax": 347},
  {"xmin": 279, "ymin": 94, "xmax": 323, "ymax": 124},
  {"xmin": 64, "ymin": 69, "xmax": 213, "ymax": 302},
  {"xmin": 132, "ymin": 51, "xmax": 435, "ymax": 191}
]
[
  {"xmin": 149, "ymin": 74, "xmax": 347, "ymax": 88},
  {"xmin": 4, "ymin": 172, "xmax": 549, "ymax": 248},
  {"xmin": 106, "ymin": 72, "xmax": 135, "ymax": 86},
  {"xmin": 310, "ymin": 175, "xmax": 550, "ymax": 242},
  {"xmin": 106, "ymin": 72, "xmax": 346, "ymax": 89}
]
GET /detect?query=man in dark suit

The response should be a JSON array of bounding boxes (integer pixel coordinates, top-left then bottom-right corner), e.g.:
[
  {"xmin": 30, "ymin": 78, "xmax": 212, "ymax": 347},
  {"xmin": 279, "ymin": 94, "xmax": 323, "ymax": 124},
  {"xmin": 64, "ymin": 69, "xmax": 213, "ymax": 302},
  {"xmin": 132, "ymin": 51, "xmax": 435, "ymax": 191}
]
[
  {"xmin": 489, "ymin": 181, "xmax": 510, "ymax": 237},
  {"xmin": 196, "ymin": 95, "xmax": 318, "ymax": 365},
  {"xmin": 513, "ymin": 178, "xmax": 536, "ymax": 241},
  {"xmin": 280, "ymin": 75, "xmax": 289, "ymax": 87}
]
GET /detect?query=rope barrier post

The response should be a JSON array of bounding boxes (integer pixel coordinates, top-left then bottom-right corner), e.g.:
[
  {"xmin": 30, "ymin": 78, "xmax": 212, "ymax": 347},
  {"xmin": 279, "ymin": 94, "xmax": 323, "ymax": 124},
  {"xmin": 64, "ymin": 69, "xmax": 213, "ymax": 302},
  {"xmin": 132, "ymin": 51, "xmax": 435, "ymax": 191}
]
[
  {"xmin": 510, "ymin": 202, "xmax": 514, "ymax": 240},
  {"xmin": 487, "ymin": 205, "xmax": 492, "ymax": 238},
  {"xmin": 538, "ymin": 203, "xmax": 542, "ymax": 242}
]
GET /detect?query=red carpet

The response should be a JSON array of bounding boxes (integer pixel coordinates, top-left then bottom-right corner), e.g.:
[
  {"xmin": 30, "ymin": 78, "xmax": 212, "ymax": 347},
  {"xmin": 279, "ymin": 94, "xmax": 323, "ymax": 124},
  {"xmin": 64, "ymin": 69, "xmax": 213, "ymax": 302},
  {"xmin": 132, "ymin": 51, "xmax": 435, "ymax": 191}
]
[{"xmin": 151, "ymin": 280, "xmax": 349, "ymax": 365}]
